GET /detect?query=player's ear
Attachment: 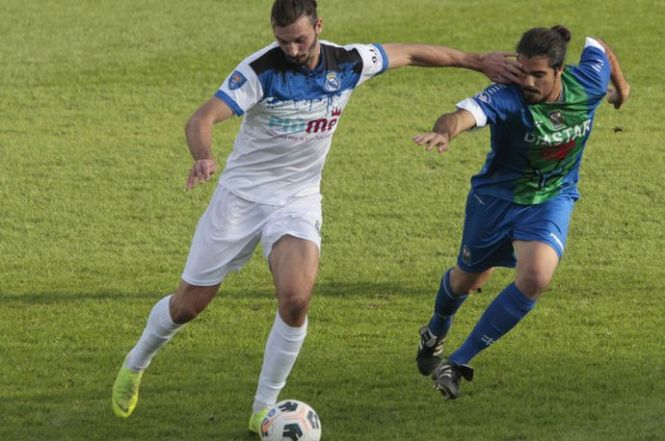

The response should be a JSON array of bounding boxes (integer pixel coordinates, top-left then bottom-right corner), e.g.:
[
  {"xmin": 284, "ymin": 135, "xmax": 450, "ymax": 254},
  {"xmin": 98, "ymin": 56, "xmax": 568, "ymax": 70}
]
[
  {"xmin": 314, "ymin": 17, "xmax": 323, "ymax": 36},
  {"xmin": 554, "ymin": 65, "xmax": 564, "ymax": 78}
]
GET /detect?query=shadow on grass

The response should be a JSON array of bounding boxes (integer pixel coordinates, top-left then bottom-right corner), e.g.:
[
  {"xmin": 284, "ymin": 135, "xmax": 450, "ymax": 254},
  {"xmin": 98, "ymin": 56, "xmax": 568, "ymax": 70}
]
[
  {"xmin": 0, "ymin": 281, "xmax": 428, "ymax": 304},
  {"xmin": 4, "ymin": 350, "xmax": 663, "ymax": 441}
]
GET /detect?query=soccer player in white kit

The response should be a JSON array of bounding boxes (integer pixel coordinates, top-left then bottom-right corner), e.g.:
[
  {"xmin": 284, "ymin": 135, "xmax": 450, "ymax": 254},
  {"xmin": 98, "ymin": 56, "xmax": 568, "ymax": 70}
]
[{"xmin": 111, "ymin": 0, "xmax": 524, "ymax": 433}]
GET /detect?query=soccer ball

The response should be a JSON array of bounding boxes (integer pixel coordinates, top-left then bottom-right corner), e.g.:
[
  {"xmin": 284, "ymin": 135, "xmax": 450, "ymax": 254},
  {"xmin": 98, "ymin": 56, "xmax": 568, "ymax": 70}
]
[{"xmin": 260, "ymin": 399, "xmax": 322, "ymax": 441}]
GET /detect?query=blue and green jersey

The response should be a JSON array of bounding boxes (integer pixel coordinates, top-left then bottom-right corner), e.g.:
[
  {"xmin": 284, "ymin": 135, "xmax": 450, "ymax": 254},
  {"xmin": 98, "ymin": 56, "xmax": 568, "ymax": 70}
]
[{"xmin": 457, "ymin": 38, "xmax": 611, "ymax": 205}]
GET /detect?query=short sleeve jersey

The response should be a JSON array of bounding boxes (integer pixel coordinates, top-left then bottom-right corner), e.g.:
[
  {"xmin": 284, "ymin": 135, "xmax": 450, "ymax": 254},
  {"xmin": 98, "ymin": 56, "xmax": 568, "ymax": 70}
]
[
  {"xmin": 214, "ymin": 41, "xmax": 388, "ymax": 204},
  {"xmin": 457, "ymin": 38, "xmax": 611, "ymax": 205}
]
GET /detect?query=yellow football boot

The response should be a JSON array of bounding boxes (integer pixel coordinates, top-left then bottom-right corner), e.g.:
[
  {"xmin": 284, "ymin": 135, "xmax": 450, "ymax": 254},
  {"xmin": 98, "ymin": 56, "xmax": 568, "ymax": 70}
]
[{"xmin": 111, "ymin": 358, "xmax": 144, "ymax": 418}]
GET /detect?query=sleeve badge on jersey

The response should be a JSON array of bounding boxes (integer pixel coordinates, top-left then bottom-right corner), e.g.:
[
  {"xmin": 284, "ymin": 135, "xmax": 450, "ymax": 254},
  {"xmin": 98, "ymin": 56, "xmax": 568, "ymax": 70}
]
[
  {"xmin": 476, "ymin": 92, "xmax": 491, "ymax": 104},
  {"xmin": 228, "ymin": 70, "xmax": 247, "ymax": 90}
]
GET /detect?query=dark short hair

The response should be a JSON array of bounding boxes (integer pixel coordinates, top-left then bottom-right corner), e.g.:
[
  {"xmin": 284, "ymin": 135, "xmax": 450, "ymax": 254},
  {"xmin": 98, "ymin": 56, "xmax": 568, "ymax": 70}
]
[
  {"xmin": 271, "ymin": 0, "xmax": 318, "ymax": 27},
  {"xmin": 517, "ymin": 25, "xmax": 572, "ymax": 69}
]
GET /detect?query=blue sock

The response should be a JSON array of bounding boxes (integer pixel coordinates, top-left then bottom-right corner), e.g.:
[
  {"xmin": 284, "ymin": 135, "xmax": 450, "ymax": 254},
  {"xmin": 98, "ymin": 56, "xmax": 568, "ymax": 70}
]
[
  {"xmin": 427, "ymin": 269, "xmax": 468, "ymax": 338},
  {"xmin": 449, "ymin": 283, "xmax": 536, "ymax": 365}
]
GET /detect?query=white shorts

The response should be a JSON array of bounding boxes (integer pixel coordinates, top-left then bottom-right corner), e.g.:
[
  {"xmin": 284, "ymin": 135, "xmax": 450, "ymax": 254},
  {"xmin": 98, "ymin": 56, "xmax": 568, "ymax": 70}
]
[{"xmin": 182, "ymin": 185, "xmax": 322, "ymax": 286}]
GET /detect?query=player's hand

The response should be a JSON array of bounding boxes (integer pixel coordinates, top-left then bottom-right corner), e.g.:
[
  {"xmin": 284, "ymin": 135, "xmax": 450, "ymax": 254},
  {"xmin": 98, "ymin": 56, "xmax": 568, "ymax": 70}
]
[
  {"xmin": 607, "ymin": 84, "xmax": 630, "ymax": 109},
  {"xmin": 412, "ymin": 132, "xmax": 451, "ymax": 153},
  {"xmin": 480, "ymin": 52, "xmax": 525, "ymax": 84},
  {"xmin": 186, "ymin": 158, "xmax": 218, "ymax": 190}
]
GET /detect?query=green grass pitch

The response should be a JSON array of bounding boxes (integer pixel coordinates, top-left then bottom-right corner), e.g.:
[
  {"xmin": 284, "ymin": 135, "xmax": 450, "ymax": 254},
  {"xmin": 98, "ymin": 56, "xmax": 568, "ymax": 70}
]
[{"xmin": 1, "ymin": 0, "xmax": 664, "ymax": 440}]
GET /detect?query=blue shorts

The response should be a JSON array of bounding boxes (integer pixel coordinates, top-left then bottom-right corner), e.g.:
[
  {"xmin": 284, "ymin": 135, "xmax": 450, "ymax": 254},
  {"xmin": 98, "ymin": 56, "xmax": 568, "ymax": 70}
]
[{"xmin": 457, "ymin": 191, "xmax": 576, "ymax": 272}]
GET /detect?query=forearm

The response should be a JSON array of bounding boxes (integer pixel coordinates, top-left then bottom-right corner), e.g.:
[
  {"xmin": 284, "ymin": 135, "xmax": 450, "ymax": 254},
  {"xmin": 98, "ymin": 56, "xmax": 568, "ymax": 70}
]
[
  {"xmin": 411, "ymin": 45, "xmax": 482, "ymax": 69},
  {"xmin": 185, "ymin": 116, "xmax": 215, "ymax": 161},
  {"xmin": 433, "ymin": 112, "xmax": 467, "ymax": 140},
  {"xmin": 413, "ymin": 109, "xmax": 475, "ymax": 153},
  {"xmin": 385, "ymin": 43, "xmax": 482, "ymax": 70},
  {"xmin": 184, "ymin": 97, "xmax": 235, "ymax": 161},
  {"xmin": 384, "ymin": 43, "xmax": 523, "ymax": 83}
]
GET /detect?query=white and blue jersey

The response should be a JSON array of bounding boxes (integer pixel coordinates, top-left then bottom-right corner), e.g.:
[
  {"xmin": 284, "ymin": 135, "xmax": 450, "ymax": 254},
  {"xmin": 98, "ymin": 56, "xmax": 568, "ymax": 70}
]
[{"xmin": 214, "ymin": 41, "xmax": 389, "ymax": 204}]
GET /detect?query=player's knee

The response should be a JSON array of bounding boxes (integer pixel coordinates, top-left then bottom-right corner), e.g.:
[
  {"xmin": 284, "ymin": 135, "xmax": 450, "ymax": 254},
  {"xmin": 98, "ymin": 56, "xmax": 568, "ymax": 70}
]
[
  {"xmin": 451, "ymin": 271, "xmax": 489, "ymax": 295},
  {"xmin": 169, "ymin": 296, "xmax": 208, "ymax": 324},
  {"xmin": 169, "ymin": 302, "xmax": 196, "ymax": 324},
  {"xmin": 170, "ymin": 284, "xmax": 218, "ymax": 324},
  {"xmin": 466, "ymin": 279, "xmax": 487, "ymax": 294},
  {"xmin": 278, "ymin": 291, "xmax": 311, "ymax": 325},
  {"xmin": 516, "ymin": 270, "xmax": 552, "ymax": 298}
]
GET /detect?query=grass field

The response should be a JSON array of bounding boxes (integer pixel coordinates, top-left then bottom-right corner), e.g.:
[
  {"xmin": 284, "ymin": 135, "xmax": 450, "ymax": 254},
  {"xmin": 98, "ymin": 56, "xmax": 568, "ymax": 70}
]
[{"xmin": 1, "ymin": 0, "xmax": 664, "ymax": 440}]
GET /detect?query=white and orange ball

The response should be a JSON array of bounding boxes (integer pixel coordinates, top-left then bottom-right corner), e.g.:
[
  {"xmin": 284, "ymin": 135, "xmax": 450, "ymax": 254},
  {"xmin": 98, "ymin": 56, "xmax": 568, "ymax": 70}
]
[{"xmin": 260, "ymin": 400, "xmax": 322, "ymax": 441}]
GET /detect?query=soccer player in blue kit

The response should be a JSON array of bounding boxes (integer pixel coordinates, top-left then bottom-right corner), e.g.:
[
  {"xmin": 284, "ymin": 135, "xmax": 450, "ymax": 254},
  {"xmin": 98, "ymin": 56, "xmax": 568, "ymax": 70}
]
[
  {"xmin": 111, "ymin": 0, "xmax": 525, "ymax": 432},
  {"xmin": 413, "ymin": 26, "xmax": 630, "ymax": 399}
]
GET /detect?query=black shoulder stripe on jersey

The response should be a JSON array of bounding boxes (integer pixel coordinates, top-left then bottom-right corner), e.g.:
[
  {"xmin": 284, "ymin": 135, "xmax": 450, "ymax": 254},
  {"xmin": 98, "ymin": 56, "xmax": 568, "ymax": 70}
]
[
  {"xmin": 250, "ymin": 46, "xmax": 290, "ymax": 75},
  {"xmin": 249, "ymin": 43, "xmax": 363, "ymax": 75},
  {"xmin": 320, "ymin": 44, "xmax": 363, "ymax": 73}
]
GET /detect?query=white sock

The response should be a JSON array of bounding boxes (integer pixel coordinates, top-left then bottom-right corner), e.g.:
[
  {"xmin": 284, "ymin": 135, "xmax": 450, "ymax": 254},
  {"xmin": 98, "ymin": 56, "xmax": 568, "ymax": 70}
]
[
  {"xmin": 125, "ymin": 295, "xmax": 183, "ymax": 371},
  {"xmin": 252, "ymin": 312, "xmax": 308, "ymax": 412}
]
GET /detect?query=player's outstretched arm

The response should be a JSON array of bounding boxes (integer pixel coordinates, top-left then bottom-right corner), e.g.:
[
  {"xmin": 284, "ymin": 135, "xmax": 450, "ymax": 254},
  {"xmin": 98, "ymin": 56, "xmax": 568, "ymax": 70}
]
[
  {"xmin": 412, "ymin": 108, "xmax": 476, "ymax": 154},
  {"xmin": 595, "ymin": 38, "xmax": 630, "ymax": 109},
  {"xmin": 382, "ymin": 44, "xmax": 524, "ymax": 83},
  {"xmin": 184, "ymin": 98, "xmax": 235, "ymax": 190}
]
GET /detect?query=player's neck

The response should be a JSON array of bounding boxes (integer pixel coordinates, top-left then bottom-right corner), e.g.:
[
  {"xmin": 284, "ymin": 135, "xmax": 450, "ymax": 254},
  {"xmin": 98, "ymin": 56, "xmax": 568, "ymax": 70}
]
[
  {"xmin": 545, "ymin": 79, "xmax": 563, "ymax": 103},
  {"xmin": 305, "ymin": 42, "xmax": 322, "ymax": 70}
]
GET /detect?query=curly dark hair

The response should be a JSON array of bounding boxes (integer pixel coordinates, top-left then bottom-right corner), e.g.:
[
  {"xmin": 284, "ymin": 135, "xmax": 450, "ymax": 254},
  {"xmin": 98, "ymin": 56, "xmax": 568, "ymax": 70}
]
[{"xmin": 517, "ymin": 25, "xmax": 572, "ymax": 69}]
